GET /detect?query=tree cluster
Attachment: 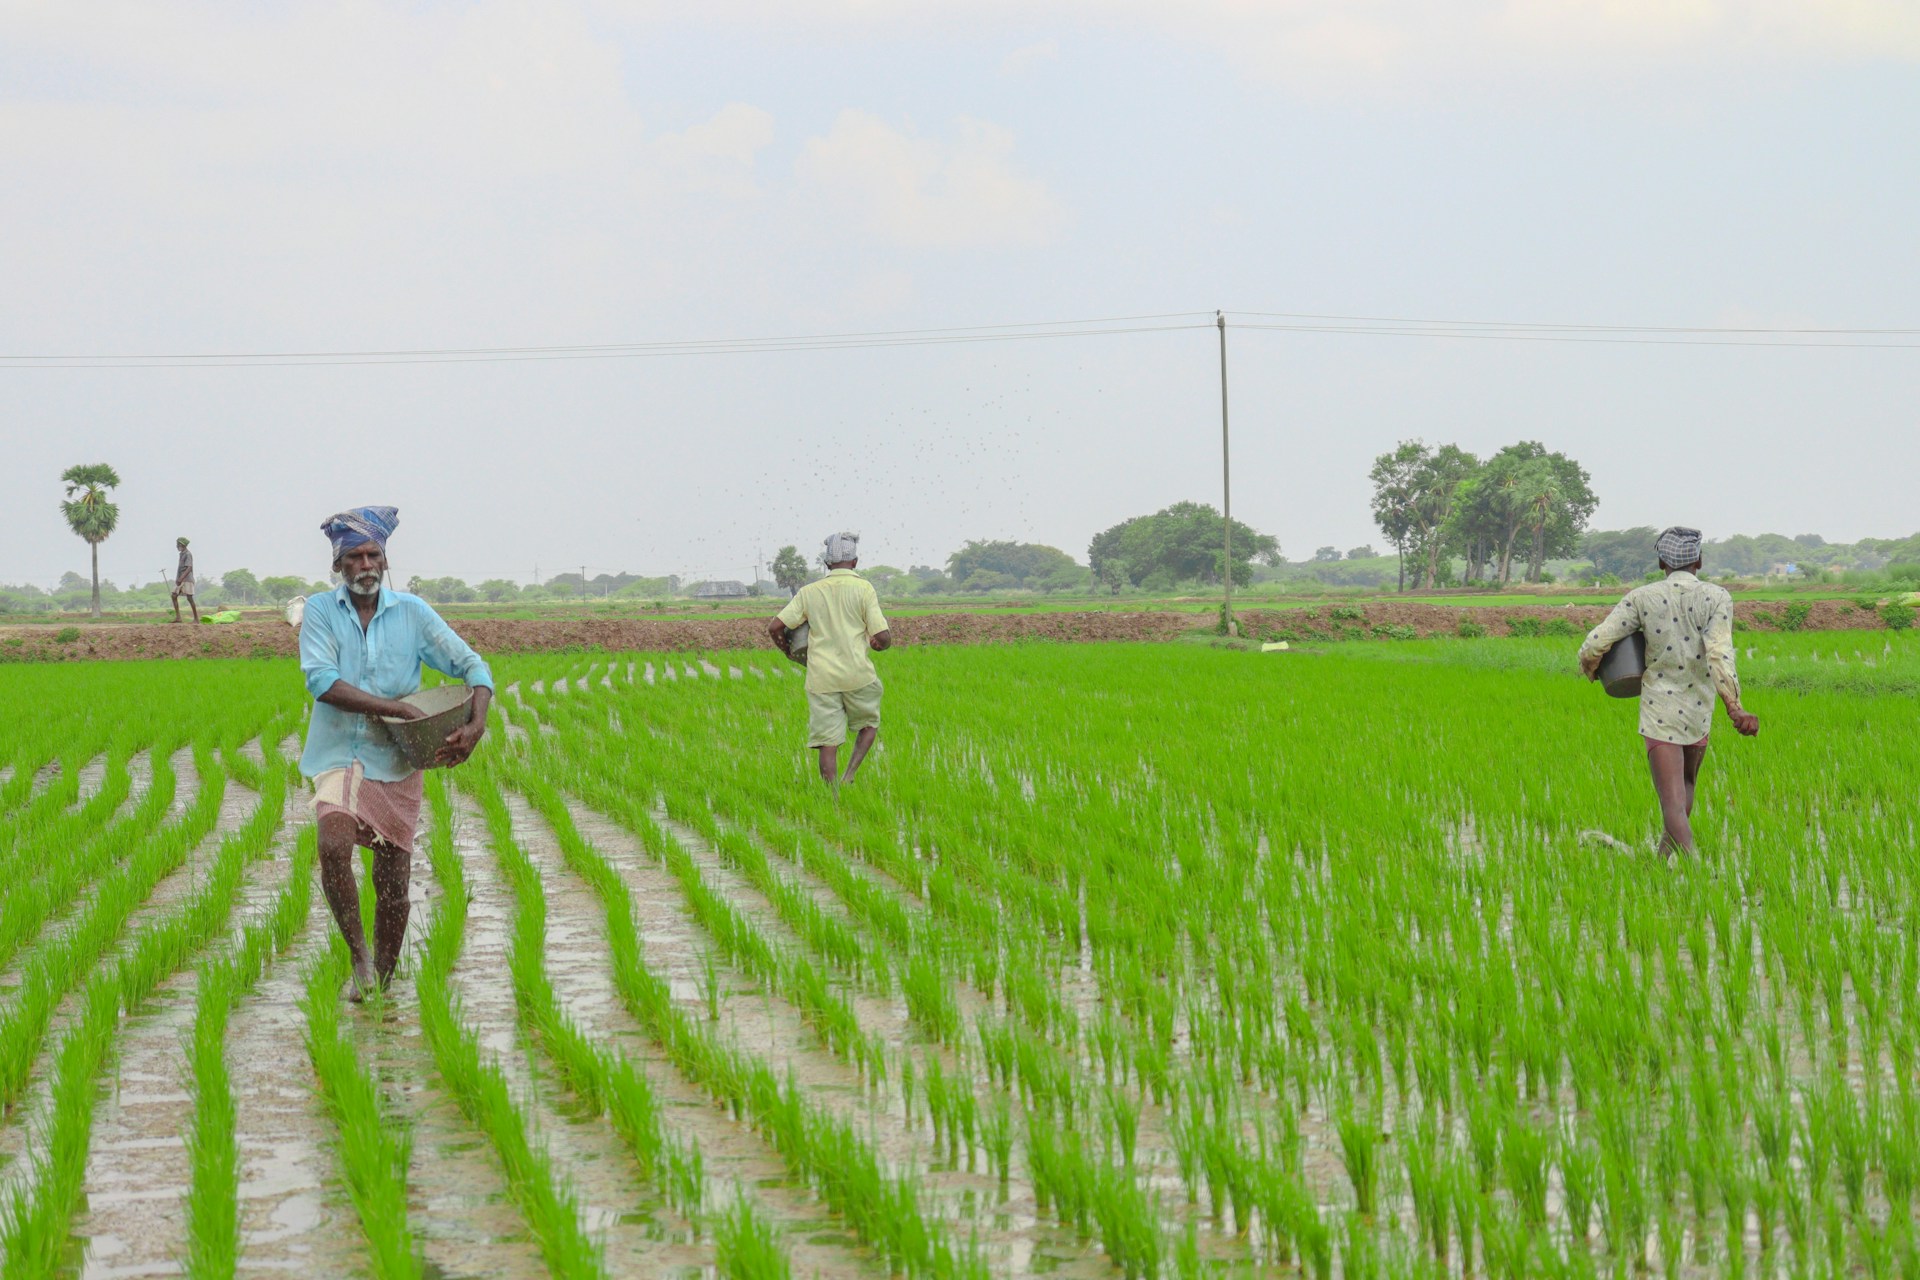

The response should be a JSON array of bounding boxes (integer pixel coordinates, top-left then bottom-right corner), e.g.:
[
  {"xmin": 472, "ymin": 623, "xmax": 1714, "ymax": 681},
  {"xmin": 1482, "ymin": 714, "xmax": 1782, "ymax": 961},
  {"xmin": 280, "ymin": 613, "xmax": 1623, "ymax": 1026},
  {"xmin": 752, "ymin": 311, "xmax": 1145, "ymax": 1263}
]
[
  {"xmin": 946, "ymin": 540, "xmax": 1085, "ymax": 593},
  {"xmin": 1371, "ymin": 441, "xmax": 1597, "ymax": 589},
  {"xmin": 1088, "ymin": 501, "xmax": 1280, "ymax": 594}
]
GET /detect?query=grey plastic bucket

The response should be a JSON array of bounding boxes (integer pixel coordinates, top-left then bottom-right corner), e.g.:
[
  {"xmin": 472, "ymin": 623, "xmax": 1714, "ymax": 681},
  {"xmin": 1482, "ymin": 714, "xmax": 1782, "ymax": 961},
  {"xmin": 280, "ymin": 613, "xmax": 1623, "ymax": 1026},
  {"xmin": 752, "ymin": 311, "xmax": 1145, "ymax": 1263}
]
[{"xmin": 783, "ymin": 621, "xmax": 810, "ymax": 667}]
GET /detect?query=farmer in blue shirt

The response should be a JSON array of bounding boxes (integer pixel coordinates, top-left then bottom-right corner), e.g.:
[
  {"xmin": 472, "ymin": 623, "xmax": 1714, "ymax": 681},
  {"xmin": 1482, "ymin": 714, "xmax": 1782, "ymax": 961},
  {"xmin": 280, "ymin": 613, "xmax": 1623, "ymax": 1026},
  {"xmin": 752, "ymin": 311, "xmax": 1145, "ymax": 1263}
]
[{"xmin": 299, "ymin": 506, "xmax": 493, "ymax": 1000}]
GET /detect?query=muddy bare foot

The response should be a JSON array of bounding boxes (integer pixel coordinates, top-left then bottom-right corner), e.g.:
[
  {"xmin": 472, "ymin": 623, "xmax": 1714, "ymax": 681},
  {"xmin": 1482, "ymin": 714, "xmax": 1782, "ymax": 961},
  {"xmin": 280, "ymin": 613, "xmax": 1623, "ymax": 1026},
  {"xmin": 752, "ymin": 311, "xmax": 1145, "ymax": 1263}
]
[{"xmin": 345, "ymin": 958, "xmax": 378, "ymax": 1003}]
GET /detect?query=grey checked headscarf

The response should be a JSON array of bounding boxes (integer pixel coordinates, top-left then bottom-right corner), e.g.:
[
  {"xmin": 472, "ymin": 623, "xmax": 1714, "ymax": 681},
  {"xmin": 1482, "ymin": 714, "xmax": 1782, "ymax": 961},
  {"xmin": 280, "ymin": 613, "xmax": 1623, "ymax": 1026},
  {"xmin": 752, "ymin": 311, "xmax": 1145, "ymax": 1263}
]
[
  {"xmin": 824, "ymin": 531, "xmax": 860, "ymax": 564},
  {"xmin": 1657, "ymin": 526, "xmax": 1703, "ymax": 568}
]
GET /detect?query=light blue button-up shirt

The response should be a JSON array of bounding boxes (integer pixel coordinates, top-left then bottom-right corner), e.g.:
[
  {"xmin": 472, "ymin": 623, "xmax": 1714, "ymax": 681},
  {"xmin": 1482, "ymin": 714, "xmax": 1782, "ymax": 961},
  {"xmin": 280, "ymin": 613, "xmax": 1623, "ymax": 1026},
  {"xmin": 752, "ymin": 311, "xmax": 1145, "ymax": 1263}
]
[{"xmin": 298, "ymin": 585, "xmax": 494, "ymax": 782}]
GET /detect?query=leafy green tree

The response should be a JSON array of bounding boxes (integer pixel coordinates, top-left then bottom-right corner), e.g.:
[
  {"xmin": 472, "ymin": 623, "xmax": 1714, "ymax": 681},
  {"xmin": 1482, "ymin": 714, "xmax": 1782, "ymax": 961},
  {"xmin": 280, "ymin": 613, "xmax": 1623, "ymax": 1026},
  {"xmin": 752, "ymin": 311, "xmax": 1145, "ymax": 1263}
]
[
  {"xmin": 59, "ymin": 463, "xmax": 121, "ymax": 619},
  {"xmin": 478, "ymin": 578, "xmax": 520, "ymax": 602},
  {"xmin": 1581, "ymin": 528, "xmax": 1659, "ymax": 582},
  {"xmin": 946, "ymin": 541, "xmax": 1083, "ymax": 591},
  {"xmin": 1346, "ymin": 545, "xmax": 1375, "ymax": 560},
  {"xmin": 769, "ymin": 546, "xmax": 810, "ymax": 596},
  {"xmin": 260, "ymin": 575, "xmax": 312, "ymax": 602},
  {"xmin": 222, "ymin": 568, "xmax": 261, "ymax": 604},
  {"xmin": 1313, "ymin": 546, "xmax": 1341, "ymax": 562},
  {"xmin": 1370, "ymin": 442, "xmax": 1477, "ymax": 590},
  {"xmin": 1088, "ymin": 501, "xmax": 1278, "ymax": 590}
]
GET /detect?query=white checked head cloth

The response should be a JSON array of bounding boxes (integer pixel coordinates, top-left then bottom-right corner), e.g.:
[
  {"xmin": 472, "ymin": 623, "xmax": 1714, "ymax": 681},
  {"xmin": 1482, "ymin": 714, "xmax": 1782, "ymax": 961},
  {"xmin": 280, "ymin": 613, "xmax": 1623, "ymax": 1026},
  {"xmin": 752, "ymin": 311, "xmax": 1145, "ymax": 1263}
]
[
  {"xmin": 1657, "ymin": 526, "xmax": 1703, "ymax": 567},
  {"xmin": 824, "ymin": 531, "xmax": 860, "ymax": 563}
]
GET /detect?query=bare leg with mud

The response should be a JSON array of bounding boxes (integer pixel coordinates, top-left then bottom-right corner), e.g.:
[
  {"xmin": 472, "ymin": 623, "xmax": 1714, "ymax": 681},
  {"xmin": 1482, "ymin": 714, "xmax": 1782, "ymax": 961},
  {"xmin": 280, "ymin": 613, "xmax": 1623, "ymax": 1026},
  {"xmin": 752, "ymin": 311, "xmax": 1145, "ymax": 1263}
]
[
  {"xmin": 815, "ymin": 745, "xmax": 838, "ymax": 786},
  {"xmin": 1646, "ymin": 739, "xmax": 1707, "ymax": 857},
  {"xmin": 840, "ymin": 725, "xmax": 877, "ymax": 783},
  {"xmin": 317, "ymin": 812, "xmax": 379, "ymax": 1000},
  {"xmin": 370, "ymin": 839, "xmax": 412, "ymax": 988}
]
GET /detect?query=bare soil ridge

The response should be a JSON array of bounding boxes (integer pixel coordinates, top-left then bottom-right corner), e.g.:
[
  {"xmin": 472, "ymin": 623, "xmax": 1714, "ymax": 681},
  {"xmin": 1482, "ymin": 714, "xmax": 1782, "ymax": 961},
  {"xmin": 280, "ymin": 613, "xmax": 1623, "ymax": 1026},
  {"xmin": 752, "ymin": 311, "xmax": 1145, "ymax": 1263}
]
[{"xmin": 0, "ymin": 598, "xmax": 1892, "ymax": 661}]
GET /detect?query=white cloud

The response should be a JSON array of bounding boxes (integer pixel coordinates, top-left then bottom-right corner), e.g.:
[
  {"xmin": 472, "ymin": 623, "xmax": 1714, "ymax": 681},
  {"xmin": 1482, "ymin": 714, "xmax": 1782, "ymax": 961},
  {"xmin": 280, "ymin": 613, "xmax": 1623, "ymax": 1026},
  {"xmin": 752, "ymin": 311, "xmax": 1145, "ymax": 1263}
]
[{"xmin": 796, "ymin": 110, "xmax": 1065, "ymax": 249}]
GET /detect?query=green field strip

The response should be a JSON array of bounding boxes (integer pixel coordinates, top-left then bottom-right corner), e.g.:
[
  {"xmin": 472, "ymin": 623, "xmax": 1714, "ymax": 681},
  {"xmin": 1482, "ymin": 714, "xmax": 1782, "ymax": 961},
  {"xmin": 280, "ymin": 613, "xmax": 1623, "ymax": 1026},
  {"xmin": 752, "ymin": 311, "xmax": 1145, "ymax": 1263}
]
[
  {"xmin": 412, "ymin": 772, "xmax": 611, "ymax": 1279},
  {"xmin": 181, "ymin": 822, "xmax": 316, "ymax": 1279},
  {"xmin": 0, "ymin": 744, "xmax": 231, "ymax": 1115},
  {"xmin": 487, "ymin": 781, "xmax": 909, "ymax": 1280},
  {"xmin": 0, "ymin": 746, "xmax": 286, "ymax": 1278},
  {"xmin": 500, "ymin": 767, "xmax": 989, "ymax": 1280},
  {"xmin": 506, "ymin": 661, "xmax": 1224, "ymax": 1278},
  {"xmin": 460, "ymin": 773, "xmax": 730, "ymax": 1267},
  {"xmin": 300, "ymin": 943, "xmax": 422, "ymax": 1280},
  {"xmin": 0, "ymin": 744, "xmax": 179, "ymax": 977}
]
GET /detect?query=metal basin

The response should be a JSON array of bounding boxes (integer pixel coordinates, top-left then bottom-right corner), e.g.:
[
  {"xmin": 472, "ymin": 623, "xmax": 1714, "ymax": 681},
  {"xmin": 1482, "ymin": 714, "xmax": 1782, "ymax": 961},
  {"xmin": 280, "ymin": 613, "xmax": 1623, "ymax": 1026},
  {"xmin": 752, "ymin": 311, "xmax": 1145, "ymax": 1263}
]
[
  {"xmin": 784, "ymin": 621, "xmax": 810, "ymax": 667},
  {"xmin": 1596, "ymin": 631, "xmax": 1647, "ymax": 699},
  {"xmin": 377, "ymin": 685, "xmax": 476, "ymax": 769}
]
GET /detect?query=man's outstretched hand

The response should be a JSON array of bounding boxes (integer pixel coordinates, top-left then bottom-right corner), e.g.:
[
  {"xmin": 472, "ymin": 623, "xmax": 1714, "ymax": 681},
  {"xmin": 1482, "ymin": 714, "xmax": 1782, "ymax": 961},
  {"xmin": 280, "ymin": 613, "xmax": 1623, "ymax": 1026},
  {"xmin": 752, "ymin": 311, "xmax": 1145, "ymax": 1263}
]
[{"xmin": 437, "ymin": 716, "xmax": 486, "ymax": 766}]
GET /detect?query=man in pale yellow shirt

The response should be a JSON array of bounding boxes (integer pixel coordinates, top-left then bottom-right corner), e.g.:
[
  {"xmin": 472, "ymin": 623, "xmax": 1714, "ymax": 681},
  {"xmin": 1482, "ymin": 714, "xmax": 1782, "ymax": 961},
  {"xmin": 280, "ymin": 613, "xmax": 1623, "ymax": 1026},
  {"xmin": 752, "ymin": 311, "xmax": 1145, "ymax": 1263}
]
[{"xmin": 768, "ymin": 532, "xmax": 893, "ymax": 784}]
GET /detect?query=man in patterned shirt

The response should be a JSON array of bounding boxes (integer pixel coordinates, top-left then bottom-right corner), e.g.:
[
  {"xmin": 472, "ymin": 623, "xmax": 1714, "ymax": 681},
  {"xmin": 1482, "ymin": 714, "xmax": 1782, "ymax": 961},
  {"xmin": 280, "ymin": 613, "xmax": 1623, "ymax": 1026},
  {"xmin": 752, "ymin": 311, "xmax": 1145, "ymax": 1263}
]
[{"xmin": 1577, "ymin": 526, "xmax": 1759, "ymax": 856}]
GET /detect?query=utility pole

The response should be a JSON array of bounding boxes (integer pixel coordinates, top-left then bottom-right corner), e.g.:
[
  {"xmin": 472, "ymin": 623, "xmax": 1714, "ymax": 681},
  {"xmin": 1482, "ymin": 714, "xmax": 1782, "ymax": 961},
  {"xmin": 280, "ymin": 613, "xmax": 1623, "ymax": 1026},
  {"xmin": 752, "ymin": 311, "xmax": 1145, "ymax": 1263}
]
[
  {"xmin": 580, "ymin": 565, "xmax": 587, "ymax": 602},
  {"xmin": 1217, "ymin": 310, "xmax": 1237, "ymax": 637}
]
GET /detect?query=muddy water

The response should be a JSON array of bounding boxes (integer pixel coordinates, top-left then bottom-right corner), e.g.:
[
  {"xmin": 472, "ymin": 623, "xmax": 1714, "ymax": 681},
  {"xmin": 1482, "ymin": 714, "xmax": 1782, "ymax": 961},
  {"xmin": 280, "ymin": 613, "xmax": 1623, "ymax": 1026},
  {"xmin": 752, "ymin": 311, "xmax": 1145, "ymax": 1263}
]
[
  {"xmin": 558, "ymin": 795, "xmax": 1115, "ymax": 1278},
  {"xmin": 73, "ymin": 751, "xmax": 109, "ymax": 805},
  {"xmin": 502, "ymin": 793, "xmax": 886, "ymax": 1280},
  {"xmin": 72, "ymin": 764, "xmax": 285, "ymax": 1278},
  {"xmin": 0, "ymin": 752, "xmax": 216, "ymax": 1192},
  {"xmin": 437, "ymin": 793, "xmax": 696, "ymax": 1275}
]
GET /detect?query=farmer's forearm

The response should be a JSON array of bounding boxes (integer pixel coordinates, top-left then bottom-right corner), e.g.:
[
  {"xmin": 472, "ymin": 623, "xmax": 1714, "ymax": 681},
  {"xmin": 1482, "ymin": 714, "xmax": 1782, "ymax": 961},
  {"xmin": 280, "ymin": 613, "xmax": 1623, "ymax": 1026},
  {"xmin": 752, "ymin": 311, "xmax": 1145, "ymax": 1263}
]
[
  {"xmin": 317, "ymin": 680, "xmax": 412, "ymax": 718},
  {"xmin": 471, "ymin": 686, "xmax": 493, "ymax": 729}
]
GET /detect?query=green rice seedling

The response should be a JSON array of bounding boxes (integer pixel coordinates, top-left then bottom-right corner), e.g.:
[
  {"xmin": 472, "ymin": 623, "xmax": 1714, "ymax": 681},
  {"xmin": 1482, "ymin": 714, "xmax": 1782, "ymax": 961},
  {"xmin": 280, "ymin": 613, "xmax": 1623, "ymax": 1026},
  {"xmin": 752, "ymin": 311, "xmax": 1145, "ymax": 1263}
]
[
  {"xmin": 1657, "ymin": 1203, "xmax": 1686, "ymax": 1280},
  {"xmin": 1466, "ymin": 1091, "xmax": 1502, "ymax": 1194},
  {"xmin": 1104, "ymin": 1082, "xmax": 1140, "ymax": 1170},
  {"xmin": 1403, "ymin": 1115, "xmax": 1451, "ymax": 1261},
  {"xmin": 716, "ymin": 1193, "xmax": 792, "ymax": 1280},
  {"xmin": 1501, "ymin": 1114, "xmax": 1552, "ymax": 1231},
  {"xmin": 1341, "ymin": 1209, "xmax": 1379, "ymax": 1280},
  {"xmin": 1336, "ymin": 1104, "xmax": 1380, "ymax": 1217},
  {"xmin": 981, "ymin": 1094, "xmax": 1013, "ymax": 1191},
  {"xmin": 1561, "ymin": 1127, "xmax": 1601, "ymax": 1247}
]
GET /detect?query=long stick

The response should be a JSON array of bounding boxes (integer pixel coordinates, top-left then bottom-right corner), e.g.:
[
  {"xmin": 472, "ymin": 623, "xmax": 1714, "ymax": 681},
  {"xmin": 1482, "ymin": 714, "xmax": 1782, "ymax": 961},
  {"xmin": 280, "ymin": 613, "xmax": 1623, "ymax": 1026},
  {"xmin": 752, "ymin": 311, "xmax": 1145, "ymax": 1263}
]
[{"xmin": 1217, "ymin": 310, "xmax": 1235, "ymax": 635}]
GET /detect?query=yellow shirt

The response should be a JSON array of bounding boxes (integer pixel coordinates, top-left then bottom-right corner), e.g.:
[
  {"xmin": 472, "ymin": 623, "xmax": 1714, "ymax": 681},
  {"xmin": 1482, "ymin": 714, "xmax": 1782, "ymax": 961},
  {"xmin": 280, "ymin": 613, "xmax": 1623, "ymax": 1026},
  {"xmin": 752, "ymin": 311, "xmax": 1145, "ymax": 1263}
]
[
  {"xmin": 1576, "ymin": 571, "xmax": 1741, "ymax": 744},
  {"xmin": 777, "ymin": 569, "xmax": 889, "ymax": 694}
]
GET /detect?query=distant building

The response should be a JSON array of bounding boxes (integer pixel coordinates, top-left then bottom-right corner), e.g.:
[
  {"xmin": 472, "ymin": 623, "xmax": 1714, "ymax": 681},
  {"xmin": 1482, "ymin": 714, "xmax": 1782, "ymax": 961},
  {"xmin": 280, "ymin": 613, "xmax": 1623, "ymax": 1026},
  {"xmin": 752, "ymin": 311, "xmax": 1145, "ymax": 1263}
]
[{"xmin": 690, "ymin": 580, "xmax": 752, "ymax": 600}]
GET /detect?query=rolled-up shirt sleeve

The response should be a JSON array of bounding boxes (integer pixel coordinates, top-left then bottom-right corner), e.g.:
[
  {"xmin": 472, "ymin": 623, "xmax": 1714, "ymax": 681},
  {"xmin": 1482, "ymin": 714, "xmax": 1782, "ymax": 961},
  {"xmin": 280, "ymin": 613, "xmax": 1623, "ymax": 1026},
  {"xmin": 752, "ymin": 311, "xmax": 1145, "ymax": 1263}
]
[
  {"xmin": 1705, "ymin": 592, "xmax": 1741, "ymax": 708},
  {"xmin": 300, "ymin": 605, "xmax": 343, "ymax": 699},
  {"xmin": 1577, "ymin": 594, "xmax": 1642, "ymax": 678},
  {"xmin": 865, "ymin": 589, "xmax": 889, "ymax": 637},
  {"xmin": 776, "ymin": 593, "xmax": 808, "ymax": 629},
  {"xmin": 417, "ymin": 602, "xmax": 493, "ymax": 689}
]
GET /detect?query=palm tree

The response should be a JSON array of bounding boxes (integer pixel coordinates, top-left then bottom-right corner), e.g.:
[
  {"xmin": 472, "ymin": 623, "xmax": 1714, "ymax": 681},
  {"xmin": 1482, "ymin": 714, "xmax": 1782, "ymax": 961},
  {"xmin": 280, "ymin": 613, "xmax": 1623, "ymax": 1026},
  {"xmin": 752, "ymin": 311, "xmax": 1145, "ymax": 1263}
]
[{"xmin": 59, "ymin": 463, "xmax": 122, "ymax": 619}]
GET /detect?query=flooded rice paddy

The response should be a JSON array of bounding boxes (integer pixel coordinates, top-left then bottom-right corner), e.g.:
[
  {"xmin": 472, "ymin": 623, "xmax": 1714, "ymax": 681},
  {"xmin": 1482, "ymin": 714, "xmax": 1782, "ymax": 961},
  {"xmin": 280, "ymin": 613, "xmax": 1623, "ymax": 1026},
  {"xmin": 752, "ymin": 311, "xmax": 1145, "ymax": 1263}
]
[{"xmin": 2, "ymin": 635, "xmax": 1918, "ymax": 1277}]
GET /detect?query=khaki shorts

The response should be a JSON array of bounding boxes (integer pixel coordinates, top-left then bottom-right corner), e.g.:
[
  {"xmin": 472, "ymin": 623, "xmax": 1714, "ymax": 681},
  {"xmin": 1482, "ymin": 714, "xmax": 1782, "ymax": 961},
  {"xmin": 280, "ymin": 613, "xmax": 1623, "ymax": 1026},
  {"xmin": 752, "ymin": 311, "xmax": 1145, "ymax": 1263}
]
[{"xmin": 807, "ymin": 678, "xmax": 882, "ymax": 748}]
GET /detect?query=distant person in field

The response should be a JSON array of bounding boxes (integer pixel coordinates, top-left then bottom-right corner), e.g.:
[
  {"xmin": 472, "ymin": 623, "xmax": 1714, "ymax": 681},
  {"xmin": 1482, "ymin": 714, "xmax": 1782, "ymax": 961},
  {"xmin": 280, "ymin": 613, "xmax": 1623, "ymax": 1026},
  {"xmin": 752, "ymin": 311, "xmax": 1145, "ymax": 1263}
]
[
  {"xmin": 299, "ymin": 506, "xmax": 493, "ymax": 1000},
  {"xmin": 1577, "ymin": 525, "xmax": 1758, "ymax": 857},
  {"xmin": 171, "ymin": 536, "xmax": 199, "ymax": 623},
  {"xmin": 768, "ymin": 531, "xmax": 892, "ymax": 785}
]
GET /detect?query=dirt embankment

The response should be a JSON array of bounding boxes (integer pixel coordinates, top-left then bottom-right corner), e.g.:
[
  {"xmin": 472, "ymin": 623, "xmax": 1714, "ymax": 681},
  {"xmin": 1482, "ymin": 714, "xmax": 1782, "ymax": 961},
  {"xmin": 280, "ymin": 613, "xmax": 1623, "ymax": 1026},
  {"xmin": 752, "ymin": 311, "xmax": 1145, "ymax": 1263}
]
[
  {"xmin": 1240, "ymin": 598, "xmax": 1888, "ymax": 639},
  {"xmin": 0, "ymin": 599, "xmax": 1895, "ymax": 663}
]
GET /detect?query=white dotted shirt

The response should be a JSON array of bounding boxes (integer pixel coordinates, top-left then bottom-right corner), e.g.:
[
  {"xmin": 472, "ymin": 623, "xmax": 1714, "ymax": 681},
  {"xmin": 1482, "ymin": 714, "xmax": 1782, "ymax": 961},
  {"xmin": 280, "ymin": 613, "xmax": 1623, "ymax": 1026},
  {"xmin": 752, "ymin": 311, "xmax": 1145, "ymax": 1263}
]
[{"xmin": 1577, "ymin": 571, "xmax": 1741, "ymax": 745}]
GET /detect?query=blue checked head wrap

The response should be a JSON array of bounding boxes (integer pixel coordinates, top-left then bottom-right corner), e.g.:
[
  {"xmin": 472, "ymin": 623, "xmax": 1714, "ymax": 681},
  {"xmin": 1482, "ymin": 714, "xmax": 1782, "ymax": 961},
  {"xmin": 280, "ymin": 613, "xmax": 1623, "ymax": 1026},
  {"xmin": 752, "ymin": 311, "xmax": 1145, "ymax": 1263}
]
[
  {"xmin": 1657, "ymin": 525, "xmax": 1702, "ymax": 569},
  {"xmin": 322, "ymin": 506, "xmax": 399, "ymax": 560}
]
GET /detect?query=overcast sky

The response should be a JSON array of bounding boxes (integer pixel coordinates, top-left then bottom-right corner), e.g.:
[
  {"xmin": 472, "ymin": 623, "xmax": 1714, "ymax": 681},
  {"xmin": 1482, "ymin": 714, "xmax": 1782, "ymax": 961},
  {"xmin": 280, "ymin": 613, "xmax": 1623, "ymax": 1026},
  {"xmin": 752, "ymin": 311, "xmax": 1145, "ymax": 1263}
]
[{"xmin": 3, "ymin": 2, "xmax": 1917, "ymax": 590}]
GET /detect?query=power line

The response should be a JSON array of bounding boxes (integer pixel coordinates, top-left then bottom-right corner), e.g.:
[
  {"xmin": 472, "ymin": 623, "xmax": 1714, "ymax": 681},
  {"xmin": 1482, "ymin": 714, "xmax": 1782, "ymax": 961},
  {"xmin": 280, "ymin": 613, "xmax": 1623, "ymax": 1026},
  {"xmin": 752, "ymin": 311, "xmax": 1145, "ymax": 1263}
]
[
  {"xmin": 0, "ymin": 313, "xmax": 1213, "ymax": 369},
  {"xmin": 6, "ymin": 306, "xmax": 1917, "ymax": 369}
]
